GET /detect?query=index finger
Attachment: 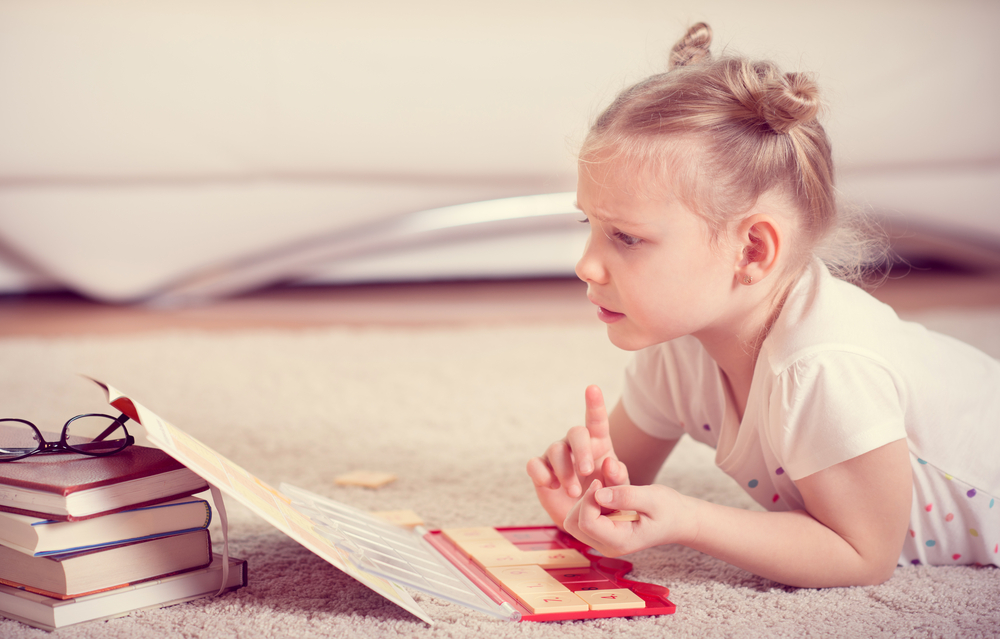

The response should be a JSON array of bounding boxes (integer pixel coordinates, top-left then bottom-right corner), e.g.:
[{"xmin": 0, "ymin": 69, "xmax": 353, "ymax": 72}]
[{"xmin": 584, "ymin": 385, "xmax": 610, "ymax": 439}]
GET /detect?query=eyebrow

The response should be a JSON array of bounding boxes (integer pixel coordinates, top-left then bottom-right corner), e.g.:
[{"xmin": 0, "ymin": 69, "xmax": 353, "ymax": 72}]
[{"xmin": 573, "ymin": 201, "xmax": 636, "ymax": 227}]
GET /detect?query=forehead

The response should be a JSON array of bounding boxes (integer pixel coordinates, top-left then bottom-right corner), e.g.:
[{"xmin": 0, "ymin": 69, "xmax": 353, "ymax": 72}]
[{"xmin": 575, "ymin": 157, "xmax": 680, "ymax": 225}]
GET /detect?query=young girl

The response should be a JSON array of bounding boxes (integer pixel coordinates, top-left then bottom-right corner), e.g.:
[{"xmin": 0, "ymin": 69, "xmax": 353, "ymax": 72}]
[{"xmin": 526, "ymin": 23, "xmax": 1000, "ymax": 588}]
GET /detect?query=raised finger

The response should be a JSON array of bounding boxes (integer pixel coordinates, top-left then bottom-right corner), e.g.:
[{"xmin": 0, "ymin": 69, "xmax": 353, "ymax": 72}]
[{"xmin": 584, "ymin": 385, "xmax": 610, "ymax": 440}]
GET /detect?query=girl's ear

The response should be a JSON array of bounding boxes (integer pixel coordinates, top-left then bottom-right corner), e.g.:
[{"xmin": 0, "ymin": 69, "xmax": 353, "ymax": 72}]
[{"xmin": 736, "ymin": 213, "xmax": 782, "ymax": 286}]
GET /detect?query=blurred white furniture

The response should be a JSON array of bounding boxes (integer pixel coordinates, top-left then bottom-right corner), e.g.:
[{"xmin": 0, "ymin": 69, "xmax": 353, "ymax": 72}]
[{"xmin": 1, "ymin": 0, "xmax": 997, "ymax": 303}]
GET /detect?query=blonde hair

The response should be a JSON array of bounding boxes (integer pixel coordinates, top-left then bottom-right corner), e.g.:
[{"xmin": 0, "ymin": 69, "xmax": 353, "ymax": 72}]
[{"xmin": 581, "ymin": 23, "xmax": 885, "ymax": 284}]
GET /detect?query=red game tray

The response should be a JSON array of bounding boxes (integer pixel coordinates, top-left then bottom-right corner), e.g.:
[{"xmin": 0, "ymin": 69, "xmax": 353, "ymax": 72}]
[{"xmin": 424, "ymin": 526, "xmax": 676, "ymax": 622}]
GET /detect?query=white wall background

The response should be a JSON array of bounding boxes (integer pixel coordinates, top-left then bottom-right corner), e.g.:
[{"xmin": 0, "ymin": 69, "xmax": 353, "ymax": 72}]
[{"xmin": 0, "ymin": 0, "xmax": 997, "ymax": 302}]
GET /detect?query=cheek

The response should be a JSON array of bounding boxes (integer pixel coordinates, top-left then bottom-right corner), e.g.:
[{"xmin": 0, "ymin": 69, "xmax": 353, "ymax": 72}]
[{"xmin": 676, "ymin": 248, "xmax": 736, "ymax": 291}]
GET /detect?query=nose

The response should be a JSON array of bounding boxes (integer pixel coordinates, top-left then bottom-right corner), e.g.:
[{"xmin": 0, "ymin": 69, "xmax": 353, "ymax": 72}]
[{"xmin": 575, "ymin": 234, "xmax": 608, "ymax": 285}]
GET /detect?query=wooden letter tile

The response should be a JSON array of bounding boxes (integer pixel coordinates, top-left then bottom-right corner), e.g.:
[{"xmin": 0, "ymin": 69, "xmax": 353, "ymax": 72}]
[
  {"xmin": 520, "ymin": 548, "xmax": 591, "ymax": 569},
  {"xmin": 456, "ymin": 538, "xmax": 520, "ymax": 559},
  {"xmin": 606, "ymin": 510, "xmax": 640, "ymax": 522},
  {"xmin": 517, "ymin": 592, "xmax": 590, "ymax": 614},
  {"xmin": 334, "ymin": 470, "xmax": 397, "ymax": 488},
  {"xmin": 489, "ymin": 566, "xmax": 572, "ymax": 597},
  {"xmin": 471, "ymin": 550, "xmax": 532, "ymax": 568},
  {"xmin": 575, "ymin": 588, "xmax": 646, "ymax": 611},
  {"xmin": 440, "ymin": 527, "xmax": 506, "ymax": 546},
  {"xmin": 485, "ymin": 564, "xmax": 550, "ymax": 583},
  {"xmin": 505, "ymin": 578, "xmax": 568, "ymax": 596},
  {"xmin": 370, "ymin": 509, "xmax": 424, "ymax": 529}
]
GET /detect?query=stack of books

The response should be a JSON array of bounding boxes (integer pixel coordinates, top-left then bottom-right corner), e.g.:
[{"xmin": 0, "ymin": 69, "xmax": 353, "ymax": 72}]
[{"xmin": 0, "ymin": 444, "xmax": 248, "ymax": 630}]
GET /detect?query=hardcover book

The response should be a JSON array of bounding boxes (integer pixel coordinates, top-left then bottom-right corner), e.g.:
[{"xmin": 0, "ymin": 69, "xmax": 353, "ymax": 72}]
[
  {"xmin": 0, "ymin": 554, "xmax": 246, "ymax": 631},
  {"xmin": 0, "ymin": 444, "xmax": 209, "ymax": 521},
  {"xmin": 0, "ymin": 529, "xmax": 213, "ymax": 599},
  {"xmin": 0, "ymin": 497, "xmax": 211, "ymax": 556}
]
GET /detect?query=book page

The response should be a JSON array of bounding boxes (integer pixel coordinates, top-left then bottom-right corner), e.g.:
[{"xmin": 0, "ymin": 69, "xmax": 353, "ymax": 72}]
[{"xmin": 90, "ymin": 379, "xmax": 433, "ymax": 625}]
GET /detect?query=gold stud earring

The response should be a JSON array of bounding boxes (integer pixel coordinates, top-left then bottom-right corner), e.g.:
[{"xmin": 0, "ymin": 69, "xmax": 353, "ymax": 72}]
[{"xmin": 743, "ymin": 275, "xmax": 753, "ymax": 285}]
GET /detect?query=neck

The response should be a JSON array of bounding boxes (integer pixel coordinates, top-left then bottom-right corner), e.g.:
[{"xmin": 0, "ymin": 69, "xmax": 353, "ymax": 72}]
[
  {"xmin": 696, "ymin": 331, "xmax": 758, "ymax": 420},
  {"xmin": 695, "ymin": 282, "xmax": 788, "ymax": 419}
]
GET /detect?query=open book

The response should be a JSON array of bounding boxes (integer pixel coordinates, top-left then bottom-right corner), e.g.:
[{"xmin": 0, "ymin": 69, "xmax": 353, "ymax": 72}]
[{"xmin": 91, "ymin": 380, "xmax": 511, "ymax": 624}]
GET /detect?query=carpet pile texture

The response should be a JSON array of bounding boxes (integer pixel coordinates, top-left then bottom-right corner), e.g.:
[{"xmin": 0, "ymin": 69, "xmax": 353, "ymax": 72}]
[{"xmin": 1, "ymin": 309, "xmax": 998, "ymax": 637}]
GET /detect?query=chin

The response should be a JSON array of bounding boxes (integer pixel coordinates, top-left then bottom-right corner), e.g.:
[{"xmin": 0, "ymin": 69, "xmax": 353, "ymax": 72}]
[{"xmin": 605, "ymin": 327, "xmax": 651, "ymax": 352}]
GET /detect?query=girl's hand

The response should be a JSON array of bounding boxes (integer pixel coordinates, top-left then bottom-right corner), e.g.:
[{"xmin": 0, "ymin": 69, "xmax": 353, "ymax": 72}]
[
  {"xmin": 561, "ymin": 479, "xmax": 697, "ymax": 558},
  {"xmin": 526, "ymin": 385, "xmax": 629, "ymax": 527}
]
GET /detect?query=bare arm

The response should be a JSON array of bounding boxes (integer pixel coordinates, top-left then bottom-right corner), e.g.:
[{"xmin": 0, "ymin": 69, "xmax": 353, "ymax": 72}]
[
  {"xmin": 565, "ymin": 438, "xmax": 912, "ymax": 587},
  {"xmin": 607, "ymin": 400, "xmax": 678, "ymax": 486}
]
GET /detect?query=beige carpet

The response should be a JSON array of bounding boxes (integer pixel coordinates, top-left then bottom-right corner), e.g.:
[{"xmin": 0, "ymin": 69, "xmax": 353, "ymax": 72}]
[{"xmin": 1, "ymin": 311, "xmax": 998, "ymax": 638}]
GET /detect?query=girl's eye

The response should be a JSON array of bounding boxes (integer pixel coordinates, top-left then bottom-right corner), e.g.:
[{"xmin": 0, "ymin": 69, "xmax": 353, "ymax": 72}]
[
  {"xmin": 577, "ymin": 217, "xmax": 590, "ymax": 224},
  {"xmin": 614, "ymin": 231, "xmax": 642, "ymax": 247}
]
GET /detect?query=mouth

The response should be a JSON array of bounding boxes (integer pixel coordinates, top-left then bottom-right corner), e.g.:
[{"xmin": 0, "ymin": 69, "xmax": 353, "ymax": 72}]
[
  {"xmin": 597, "ymin": 306, "xmax": 625, "ymax": 322},
  {"xmin": 589, "ymin": 298, "xmax": 625, "ymax": 324}
]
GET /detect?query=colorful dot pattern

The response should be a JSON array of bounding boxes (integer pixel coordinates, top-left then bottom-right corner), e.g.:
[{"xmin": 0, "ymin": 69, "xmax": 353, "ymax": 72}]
[{"xmin": 903, "ymin": 458, "xmax": 998, "ymax": 567}]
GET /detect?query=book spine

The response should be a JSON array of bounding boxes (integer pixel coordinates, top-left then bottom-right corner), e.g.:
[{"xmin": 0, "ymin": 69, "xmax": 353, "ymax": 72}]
[{"xmin": 0, "ymin": 555, "xmax": 247, "ymax": 631}]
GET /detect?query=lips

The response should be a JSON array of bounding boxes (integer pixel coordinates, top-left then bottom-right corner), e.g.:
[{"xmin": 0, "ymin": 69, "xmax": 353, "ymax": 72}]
[
  {"xmin": 597, "ymin": 307, "xmax": 625, "ymax": 323},
  {"xmin": 589, "ymin": 297, "xmax": 625, "ymax": 323}
]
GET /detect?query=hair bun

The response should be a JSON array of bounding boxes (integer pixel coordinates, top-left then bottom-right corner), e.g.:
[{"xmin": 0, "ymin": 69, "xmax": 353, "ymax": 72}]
[
  {"xmin": 758, "ymin": 72, "xmax": 821, "ymax": 134},
  {"xmin": 669, "ymin": 22, "xmax": 712, "ymax": 69}
]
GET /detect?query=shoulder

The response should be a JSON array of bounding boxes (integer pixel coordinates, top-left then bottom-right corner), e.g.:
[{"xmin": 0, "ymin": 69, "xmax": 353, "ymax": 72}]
[
  {"xmin": 761, "ymin": 260, "xmax": 908, "ymax": 375},
  {"xmin": 762, "ymin": 261, "xmax": 1000, "ymax": 382}
]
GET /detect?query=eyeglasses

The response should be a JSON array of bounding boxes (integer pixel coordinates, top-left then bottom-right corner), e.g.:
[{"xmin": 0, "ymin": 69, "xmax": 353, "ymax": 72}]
[{"xmin": 0, "ymin": 413, "xmax": 135, "ymax": 462}]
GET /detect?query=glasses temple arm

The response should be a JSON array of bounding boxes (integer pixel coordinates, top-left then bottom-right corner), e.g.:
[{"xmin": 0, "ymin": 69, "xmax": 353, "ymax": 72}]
[{"xmin": 92, "ymin": 413, "xmax": 131, "ymax": 442}]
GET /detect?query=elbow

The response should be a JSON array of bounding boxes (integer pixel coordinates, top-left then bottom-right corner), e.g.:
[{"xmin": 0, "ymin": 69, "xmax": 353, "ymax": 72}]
[
  {"xmin": 865, "ymin": 562, "xmax": 898, "ymax": 587},
  {"xmin": 804, "ymin": 563, "xmax": 896, "ymax": 588},
  {"xmin": 854, "ymin": 572, "xmax": 891, "ymax": 587},
  {"xmin": 808, "ymin": 563, "xmax": 896, "ymax": 589},
  {"xmin": 853, "ymin": 556, "xmax": 898, "ymax": 587},
  {"xmin": 812, "ymin": 551, "xmax": 899, "ymax": 588}
]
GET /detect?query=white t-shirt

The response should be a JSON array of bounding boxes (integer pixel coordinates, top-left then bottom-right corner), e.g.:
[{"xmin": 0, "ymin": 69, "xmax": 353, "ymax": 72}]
[{"xmin": 621, "ymin": 259, "xmax": 1000, "ymax": 565}]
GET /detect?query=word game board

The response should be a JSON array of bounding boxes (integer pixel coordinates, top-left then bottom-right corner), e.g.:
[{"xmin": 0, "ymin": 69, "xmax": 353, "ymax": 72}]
[{"xmin": 428, "ymin": 526, "xmax": 675, "ymax": 621}]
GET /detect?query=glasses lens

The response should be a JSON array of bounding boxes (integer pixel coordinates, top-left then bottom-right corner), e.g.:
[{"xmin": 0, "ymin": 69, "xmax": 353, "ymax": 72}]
[
  {"xmin": 0, "ymin": 419, "xmax": 43, "ymax": 460},
  {"xmin": 64, "ymin": 415, "xmax": 129, "ymax": 455}
]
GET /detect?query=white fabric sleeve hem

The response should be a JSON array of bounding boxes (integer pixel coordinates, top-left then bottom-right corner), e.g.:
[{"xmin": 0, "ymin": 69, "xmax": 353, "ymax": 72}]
[
  {"xmin": 770, "ymin": 351, "xmax": 908, "ymax": 481},
  {"xmin": 788, "ymin": 428, "xmax": 908, "ymax": 480}
]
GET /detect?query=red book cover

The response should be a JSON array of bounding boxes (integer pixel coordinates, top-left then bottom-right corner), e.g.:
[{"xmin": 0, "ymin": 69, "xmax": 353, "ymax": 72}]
[{"xmin": 0, "ymin": 445, "xmax": 209, "ymax": 521}]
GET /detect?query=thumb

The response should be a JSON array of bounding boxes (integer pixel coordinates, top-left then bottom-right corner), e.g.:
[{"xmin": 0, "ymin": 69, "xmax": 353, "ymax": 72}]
[{"xmin": 594, "ymin": 484, "xmax": 644, "ymax": 513}]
